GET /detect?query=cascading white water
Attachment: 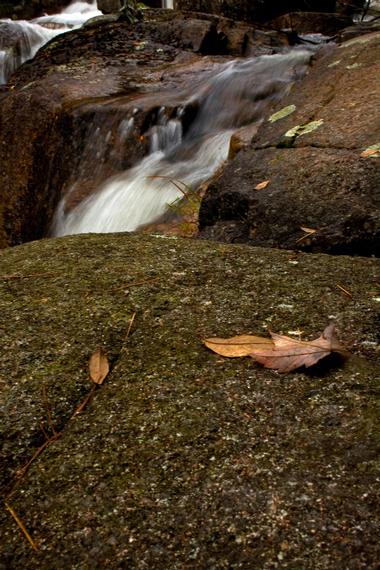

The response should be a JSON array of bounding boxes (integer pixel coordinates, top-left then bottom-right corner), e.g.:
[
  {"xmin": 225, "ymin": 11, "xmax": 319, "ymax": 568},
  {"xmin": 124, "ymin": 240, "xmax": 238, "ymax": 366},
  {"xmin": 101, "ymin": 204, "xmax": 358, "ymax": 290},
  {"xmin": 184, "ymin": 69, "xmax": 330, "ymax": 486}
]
[
  {"xmin": 0, "ymin": 21, "xmax": 60, "ymax": 84},
  {"xmin": 0, "ymin": 1, "xmax": 101, "ymax": 85},
  {"xmin": 53, "ymin": 130, "xmax": 233, "ymax": 235},
  {"xmin": 32, "ymin": 1, "xmax": 100, "ymax": 29},
  {"xmin": 53, "ymin": 48, "xmax": 314, "ymax": 237}
]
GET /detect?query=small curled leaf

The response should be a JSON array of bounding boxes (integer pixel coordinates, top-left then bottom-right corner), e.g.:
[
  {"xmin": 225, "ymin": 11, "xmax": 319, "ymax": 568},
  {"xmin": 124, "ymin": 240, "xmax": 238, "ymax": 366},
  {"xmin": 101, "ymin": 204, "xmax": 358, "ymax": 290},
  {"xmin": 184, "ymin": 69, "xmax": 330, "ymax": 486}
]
[
  {"xmin": 89, "ymin": 348, "xmax": 109, "ymax": 385},
  {"xmin": 255, "ymin": 180, "xmax": 270, "ymax": 190}
]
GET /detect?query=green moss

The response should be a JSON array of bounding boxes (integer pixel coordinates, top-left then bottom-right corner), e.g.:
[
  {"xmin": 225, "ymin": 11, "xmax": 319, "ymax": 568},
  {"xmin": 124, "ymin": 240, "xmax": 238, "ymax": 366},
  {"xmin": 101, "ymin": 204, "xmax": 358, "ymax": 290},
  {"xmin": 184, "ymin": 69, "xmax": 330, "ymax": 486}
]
[{"xmin": 0, "ymin": 234, "xmax": 379, "ymax": 567}]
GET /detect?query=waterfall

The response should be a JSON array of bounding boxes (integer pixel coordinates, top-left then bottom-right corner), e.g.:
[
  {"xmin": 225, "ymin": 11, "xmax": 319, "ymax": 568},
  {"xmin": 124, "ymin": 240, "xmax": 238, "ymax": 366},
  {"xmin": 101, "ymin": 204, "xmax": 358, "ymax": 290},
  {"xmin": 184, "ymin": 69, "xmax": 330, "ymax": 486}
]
[
  {"xmin": 53, "ymin": 48, "xmax": 314, "ymax": 237},
  {"xmin": 0, "ymin": 1, "xmax": 101, "ymax": 85},
  {"xmin": 0, "ymin": 21, "xmax": 60, "ymax": 84},
  {"xmin": 32, "ymin": 1, "xmax": 100, "ymax": 28}
]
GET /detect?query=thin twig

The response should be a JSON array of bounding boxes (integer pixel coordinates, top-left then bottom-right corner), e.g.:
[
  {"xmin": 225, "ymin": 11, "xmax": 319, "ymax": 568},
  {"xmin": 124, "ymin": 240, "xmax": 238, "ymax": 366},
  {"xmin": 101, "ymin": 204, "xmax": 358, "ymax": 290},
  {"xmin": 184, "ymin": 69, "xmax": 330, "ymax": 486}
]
[
  {"xmin": 4, "ymin": 501, "xmax": 39, "ymax": 551},
  {"xmin": 336, "ymin": 283, "xmax": 353, "ymax": 298},
  {"xmin": 147, "ymin": 176, "xmax": 200, "ymax": 204},
  {"xmin": 295, "ymin": 230, "xmax": 318, "ymax": 244},
  {"xmin": 14, "ymin": 432, "xmax": 62, "ymax": 484},
  {"xmin": 8, "ymin": 382, "xmax": 97, "ymax": 497},
  {"xmin": 70, "ymin": 385, "xmax": 97, "ymax": 418},
  {"xmin": 6, "ymin": 350, "xmax": 113, "ymax": 504},
  {"xmin": 126, "ymin": 312, "xmax": 136, "ymax": 339},
  {"xmin": 39, "ymin": 421, "xmax": 50, "ymax": 441}
]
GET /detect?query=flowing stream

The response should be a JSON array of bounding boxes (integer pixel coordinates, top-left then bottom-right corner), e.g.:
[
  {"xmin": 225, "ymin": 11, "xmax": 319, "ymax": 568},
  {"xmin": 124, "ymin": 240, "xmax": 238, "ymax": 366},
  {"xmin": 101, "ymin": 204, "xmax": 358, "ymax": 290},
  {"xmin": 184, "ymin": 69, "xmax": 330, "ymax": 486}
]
[
  {"xmin": 53, "ymin": 48, "xmax": 315, "ymax": 236},
  {"xmin": 0, "ymin": 1, "xmax": 100, "ymax": 84},
  {"xmin": 0, "ymin": 2, "xmax": 319, "ymax": 237}
]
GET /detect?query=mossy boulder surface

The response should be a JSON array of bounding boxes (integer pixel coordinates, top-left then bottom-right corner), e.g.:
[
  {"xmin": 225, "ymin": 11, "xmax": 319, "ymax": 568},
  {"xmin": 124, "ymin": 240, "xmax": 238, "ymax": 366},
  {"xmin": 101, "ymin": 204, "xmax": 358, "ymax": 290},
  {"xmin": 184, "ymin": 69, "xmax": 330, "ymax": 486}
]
[{"xmin": 0, "ymin": 233, "xmax": 379, "ymax": 567}]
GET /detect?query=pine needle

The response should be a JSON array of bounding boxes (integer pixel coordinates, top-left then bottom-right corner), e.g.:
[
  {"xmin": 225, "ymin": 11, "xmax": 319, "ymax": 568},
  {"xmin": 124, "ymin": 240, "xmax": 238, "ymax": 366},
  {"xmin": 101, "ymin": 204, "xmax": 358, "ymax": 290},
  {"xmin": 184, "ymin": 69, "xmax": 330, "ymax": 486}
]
[{"xmin": 4, "ymin": 501, "xmax": 39, "ymax": 551}]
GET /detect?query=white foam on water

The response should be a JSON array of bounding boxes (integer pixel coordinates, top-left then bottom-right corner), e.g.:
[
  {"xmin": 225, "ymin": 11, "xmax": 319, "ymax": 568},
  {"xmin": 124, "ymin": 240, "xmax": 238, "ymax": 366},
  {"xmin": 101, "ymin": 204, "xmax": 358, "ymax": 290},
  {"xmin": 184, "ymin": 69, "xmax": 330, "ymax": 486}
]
[
  {"xmin": 33, "ymin": 1, "xmax": 101, "ymax": 28},
  {"xmin": 53, "ymin": 130, "xmax": 232, "ymax": 235},
  {"xmin": 0, "ymin": 1, "xmax": 101, "ymax": 84},
  {"xmin": 0, "ymin": 21, "xmax": 61, "ymax": 83},
  {"xmin": 53, "ymin": 48, "xmax": 315, "ymax": 237}
]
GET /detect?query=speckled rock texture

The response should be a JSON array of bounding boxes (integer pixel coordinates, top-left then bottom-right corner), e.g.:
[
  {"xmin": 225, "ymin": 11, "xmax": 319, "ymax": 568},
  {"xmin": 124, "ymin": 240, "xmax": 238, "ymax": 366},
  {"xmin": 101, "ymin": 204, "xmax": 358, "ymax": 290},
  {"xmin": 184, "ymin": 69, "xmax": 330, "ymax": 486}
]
[
  {"xmin": 0, "ymin": 8, "xmax": 290, "ymax": 249},
  {"xmin": 0, "ymin": 233, "xmax": 379, "ymax": 568},
  {"xmin": 199, "ymin": 32, "xmax": 380, "ymax": 255}
]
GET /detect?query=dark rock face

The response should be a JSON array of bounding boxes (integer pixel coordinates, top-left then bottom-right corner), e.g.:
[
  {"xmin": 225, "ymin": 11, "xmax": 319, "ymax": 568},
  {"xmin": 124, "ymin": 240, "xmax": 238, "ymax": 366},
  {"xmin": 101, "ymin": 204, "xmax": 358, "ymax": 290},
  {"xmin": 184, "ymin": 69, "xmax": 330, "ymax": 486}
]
[
  {"xmin": 199, "ymin": 32, "xmax": 380, "ymax": 256},
  {"xmin": 338, "ymin": 18, "xmax": 380, "ymax": 42},
  {"xmin": 97, "ymin": 0, "xmax": 122, "ymax": 15},
  {"xmin": 268, "ymin": 12, "xmax": 353, "ymax": 35},
  {"xmin": 0, "ymin": 233, "xmax": 379, "ymax": 567},
  {"xmin": 175, "ymin": 0, "xmax": 365, "ymax": 22},
  {"xmin": 336, "ymin": 0, "xmax": 366, "ymax": 15},
  {"xmin": 0, "ymin": 0, "xmax": 72, "ymax": 20}
]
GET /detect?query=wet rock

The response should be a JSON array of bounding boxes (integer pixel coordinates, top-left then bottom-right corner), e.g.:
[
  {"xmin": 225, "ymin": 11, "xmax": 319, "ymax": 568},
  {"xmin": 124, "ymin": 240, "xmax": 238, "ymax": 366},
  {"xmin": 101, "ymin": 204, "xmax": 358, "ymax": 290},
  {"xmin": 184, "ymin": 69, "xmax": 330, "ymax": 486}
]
[
  {"xmin": 0, "ymin": 233, "xmax": 379, "ymax": 567},
  {"xmin": 0, "ymin": 19, "xmax": 61, "ymax": 84},
  {"xmin": 0, "ymin": 18, "xmax": 181, "ymax": 246},
  {"xmin": 0, "ymin": 20, "xmax": 27, "ymax": 48},
  {"xmin": 139, "ymin": 10, "xmax": 291, "ymax": 56},
  {"xmin": 268, "ymin": 12, "xmax": 353, "ymax": 35},
  {"xmin": 337, "ymin": 18, "xmax": 380, "ymax": 42},
  {"xmin": 336, "ymin": 0, "xmax": 367, "ymax": 16},
  {"xmin": 97, "ymin": 0, "xmax": 122, "ymax": 15},
  {"xmin": 199, "ymin": 32, "xmax": 380, "ymax": 256},
  {"xmin": 0, "ymin": 10, "xmax": 289, "ymax": 248},
  {"xmin": 144, "ymin": 16, "xmax": 218, "ymax": 52}
]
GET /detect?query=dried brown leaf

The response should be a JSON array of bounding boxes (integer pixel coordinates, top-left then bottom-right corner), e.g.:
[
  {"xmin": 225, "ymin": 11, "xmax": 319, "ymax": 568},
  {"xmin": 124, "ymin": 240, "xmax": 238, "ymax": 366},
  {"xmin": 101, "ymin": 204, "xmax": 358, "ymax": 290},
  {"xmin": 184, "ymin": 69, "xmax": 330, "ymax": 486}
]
[
  {"xmin": 250, "ymin": 323, "xmax": 347, "ymax": 373},
  {"xmin": 300, "ymin": 227, "xmax": 317, "ymax": 234},
  {"xmin": 89, "ymin": 348, "xmax": 109, "ymax": 385},
  {"xmin": 204, "ymin": 335, "xmax": 274, "ymax": 357},
  {"xmin": 254, "ymin": 180, "xmax": 270, "ymax": 190},
  {"xmin": 360, "ymin": 148, "xmax": 378, "ymax": 158}
]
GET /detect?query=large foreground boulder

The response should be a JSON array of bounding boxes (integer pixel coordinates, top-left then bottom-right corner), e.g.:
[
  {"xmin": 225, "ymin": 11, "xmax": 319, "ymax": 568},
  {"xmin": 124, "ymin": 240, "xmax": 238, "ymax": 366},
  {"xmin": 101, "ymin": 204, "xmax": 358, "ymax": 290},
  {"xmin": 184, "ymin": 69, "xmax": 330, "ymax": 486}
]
[
  {"xmin": 0, "ymin": 233, "xmax": 379, "ymax": 567},
  {"xmin": 199, "ymin": 32, "xmax": 380, "ymax": 255}
]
